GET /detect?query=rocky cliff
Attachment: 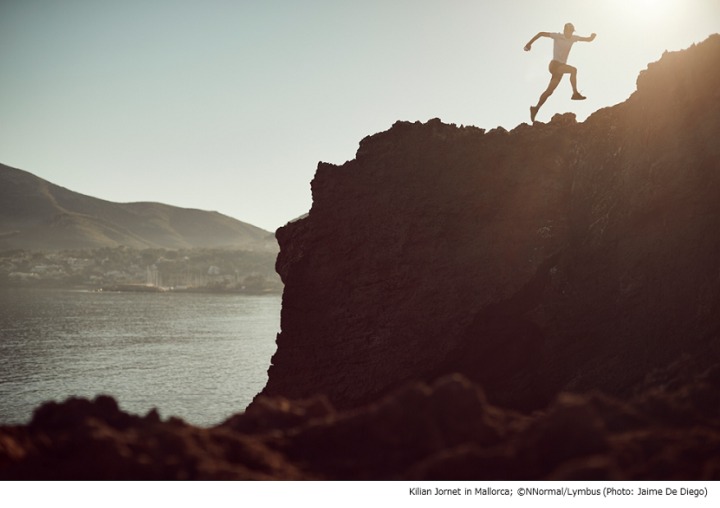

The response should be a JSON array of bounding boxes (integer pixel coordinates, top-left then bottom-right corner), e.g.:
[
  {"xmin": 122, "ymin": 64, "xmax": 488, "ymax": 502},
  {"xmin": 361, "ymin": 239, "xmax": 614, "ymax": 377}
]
[{"xmin": 261, "ymin": 34, "xmax": 720, "ymax": 411}]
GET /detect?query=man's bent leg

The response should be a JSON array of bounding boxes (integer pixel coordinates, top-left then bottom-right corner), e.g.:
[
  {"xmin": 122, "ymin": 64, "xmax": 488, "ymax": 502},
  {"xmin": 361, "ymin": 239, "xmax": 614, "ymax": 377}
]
[
  {"xmin": 565, "ymin": 65, "xmax": 586, "ymax": 99},
  {"xmin": 568, "ymin": 66, "xmax": 581, "ymax": 94}
]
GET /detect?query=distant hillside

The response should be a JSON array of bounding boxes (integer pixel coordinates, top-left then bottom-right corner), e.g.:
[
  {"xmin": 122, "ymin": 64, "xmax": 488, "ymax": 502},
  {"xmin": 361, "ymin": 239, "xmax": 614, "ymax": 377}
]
[{"xmin": 0, "ymin": 163, "xmax": 277, "ymax": 252}]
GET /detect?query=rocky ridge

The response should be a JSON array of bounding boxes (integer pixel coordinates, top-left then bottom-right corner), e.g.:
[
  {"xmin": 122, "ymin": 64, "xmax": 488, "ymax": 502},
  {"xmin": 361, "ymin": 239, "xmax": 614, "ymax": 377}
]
[
  {"xmin": 1, "ymin": 360, "xmax": 719, "ymax": 479},
  {"xmin": 261, "ymin": 34, "xmax": 720, "ymax": 411}
]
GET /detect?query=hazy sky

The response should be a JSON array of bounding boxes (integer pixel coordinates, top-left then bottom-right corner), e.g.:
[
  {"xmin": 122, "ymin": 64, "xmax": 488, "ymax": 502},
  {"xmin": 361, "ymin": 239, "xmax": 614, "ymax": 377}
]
[{"xmin": 1, "ymin": 1, "xmax": 718, "ymax": 232}]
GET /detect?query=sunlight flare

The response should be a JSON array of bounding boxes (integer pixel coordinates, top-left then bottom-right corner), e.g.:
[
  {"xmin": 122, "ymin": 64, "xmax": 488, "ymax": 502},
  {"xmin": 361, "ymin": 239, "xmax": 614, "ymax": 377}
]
[{"xmin": 613, "ymin": 0, "xmax": 681, "ymax": 22}]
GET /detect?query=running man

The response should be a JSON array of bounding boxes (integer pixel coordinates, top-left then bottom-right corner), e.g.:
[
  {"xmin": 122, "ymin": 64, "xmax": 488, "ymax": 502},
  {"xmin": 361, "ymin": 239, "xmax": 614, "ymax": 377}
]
[{"xmin": 524, "ymin": 23, "xmax": 596, "ymax": 122}]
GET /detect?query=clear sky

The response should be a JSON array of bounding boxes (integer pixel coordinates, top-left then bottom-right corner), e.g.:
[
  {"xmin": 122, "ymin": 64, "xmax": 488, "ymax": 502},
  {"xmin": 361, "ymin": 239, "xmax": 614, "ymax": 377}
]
[{"xmin": 1, "ymin": 0, "xmax": 718, "ymax": 232}]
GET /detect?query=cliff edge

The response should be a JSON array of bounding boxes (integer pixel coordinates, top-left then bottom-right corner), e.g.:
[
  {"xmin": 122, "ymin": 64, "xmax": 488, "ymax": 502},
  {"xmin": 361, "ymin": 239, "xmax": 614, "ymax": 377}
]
[{"xmin": 261, "ymin": 35, "xmax": 720, "ymax": 411}]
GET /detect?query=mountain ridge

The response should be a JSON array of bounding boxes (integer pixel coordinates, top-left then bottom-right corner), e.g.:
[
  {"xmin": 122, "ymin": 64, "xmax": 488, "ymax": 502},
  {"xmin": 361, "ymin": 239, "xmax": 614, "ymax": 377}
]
[{"xmin": 0, "ymin": 163, "xmax": 277, "ymax": 252}]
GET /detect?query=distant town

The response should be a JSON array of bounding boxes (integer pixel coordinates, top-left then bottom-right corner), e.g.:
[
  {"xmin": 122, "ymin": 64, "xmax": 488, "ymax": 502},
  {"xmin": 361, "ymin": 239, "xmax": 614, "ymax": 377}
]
[{"xmin": 0, "ymin": 246, "xmax": 282, "ymax": 294}]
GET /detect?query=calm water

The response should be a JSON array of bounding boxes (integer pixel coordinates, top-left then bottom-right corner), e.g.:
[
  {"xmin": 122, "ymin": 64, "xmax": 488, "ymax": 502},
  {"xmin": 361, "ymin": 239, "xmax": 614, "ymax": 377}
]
[{"xmin": 0, "ymin": 288, "xmax": 280, "ymax": 427}]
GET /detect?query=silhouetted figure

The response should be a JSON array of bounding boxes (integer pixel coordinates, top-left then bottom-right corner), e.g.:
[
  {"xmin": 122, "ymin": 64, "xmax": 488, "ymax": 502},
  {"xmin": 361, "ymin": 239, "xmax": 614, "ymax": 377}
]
[{"xmin": 524, "ymin": 23, "xmax": 596, "ymax": 122}]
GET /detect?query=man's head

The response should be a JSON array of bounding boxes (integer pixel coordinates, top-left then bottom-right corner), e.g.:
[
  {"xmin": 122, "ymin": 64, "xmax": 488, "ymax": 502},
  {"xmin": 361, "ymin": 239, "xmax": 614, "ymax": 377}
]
[{"xmin": 564, "ymin": 23, "xmax": 575, "ymax": 36}]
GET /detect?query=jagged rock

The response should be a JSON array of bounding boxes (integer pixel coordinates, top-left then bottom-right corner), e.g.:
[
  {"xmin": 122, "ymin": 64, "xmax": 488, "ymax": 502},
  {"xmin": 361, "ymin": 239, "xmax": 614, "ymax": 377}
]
[
  {"xmin": 260, "ymin": 34, "xmax": 720, "ymax": 411},
  {"xmin": 2, "ymin": 368, "xmax": 720, "ymax": 479},
  {"xmin": 221, "ymin": 394, "xmax": 333, "ymax": 434},
  {"xmin": 265, "ymin": 375, "xmax": 512, "ymax": 479},
  {"xmin": 0, "ymin": 396, "xmax": 305, "ymax": 480}
]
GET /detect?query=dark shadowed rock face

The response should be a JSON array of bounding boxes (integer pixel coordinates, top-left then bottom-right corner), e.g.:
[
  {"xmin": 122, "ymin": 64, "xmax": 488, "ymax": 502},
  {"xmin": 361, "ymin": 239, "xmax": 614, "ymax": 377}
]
[{"xmin": 261, "ymin": 35, "xmax": 720, "ymax": 411}]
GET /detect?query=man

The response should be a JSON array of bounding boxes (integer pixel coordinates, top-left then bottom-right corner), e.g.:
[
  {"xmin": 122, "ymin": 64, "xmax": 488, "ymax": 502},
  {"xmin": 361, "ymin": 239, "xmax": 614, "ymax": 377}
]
[{"xmin": 524, "ymin": 23, "xmax": 596, "ymax": 122}]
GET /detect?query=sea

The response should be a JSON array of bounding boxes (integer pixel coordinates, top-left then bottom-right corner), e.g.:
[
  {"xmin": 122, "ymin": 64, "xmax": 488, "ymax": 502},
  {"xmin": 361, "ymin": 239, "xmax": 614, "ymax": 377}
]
[{"xmin": 0, "ymin": 287, "xmax": 281, "ymax": 427}]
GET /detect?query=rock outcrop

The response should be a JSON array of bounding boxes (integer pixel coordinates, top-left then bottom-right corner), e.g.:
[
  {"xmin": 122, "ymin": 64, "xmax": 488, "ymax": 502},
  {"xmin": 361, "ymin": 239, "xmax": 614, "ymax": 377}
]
[
  {"xmin": 2, "ymin": 361, "xmax": 720, "ymax": 479},
  {"xmin": 261, "ymin": 34, "xmax": 720, "ymax": 411}
]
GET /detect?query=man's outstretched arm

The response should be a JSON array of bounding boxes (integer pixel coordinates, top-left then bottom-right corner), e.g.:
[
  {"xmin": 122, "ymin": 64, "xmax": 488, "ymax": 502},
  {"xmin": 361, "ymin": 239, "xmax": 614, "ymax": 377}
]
[
  {"xmin": 524, "ymin": 32, "xmax": 551, "ymax": 51},
  {"xmin": 577, "ymin": 33, "xmax": 597, "ymax": 42}
]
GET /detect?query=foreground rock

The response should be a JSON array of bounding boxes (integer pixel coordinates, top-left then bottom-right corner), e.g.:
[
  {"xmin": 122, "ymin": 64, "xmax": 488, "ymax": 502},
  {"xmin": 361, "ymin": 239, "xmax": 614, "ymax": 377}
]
[{"xmin": 2, "ymin": 365, "xmax": 719, "ymax": 479}]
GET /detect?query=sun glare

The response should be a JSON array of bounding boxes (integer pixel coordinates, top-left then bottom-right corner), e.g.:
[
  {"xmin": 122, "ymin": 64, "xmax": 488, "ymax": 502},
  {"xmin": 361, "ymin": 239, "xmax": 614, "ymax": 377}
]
[{"xmin": 615, "ymin": 0, "xmax": 680, "ymax": 22}]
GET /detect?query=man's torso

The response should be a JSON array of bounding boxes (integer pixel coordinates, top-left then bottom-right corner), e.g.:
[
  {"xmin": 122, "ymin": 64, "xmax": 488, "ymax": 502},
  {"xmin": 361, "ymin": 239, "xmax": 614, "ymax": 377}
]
[{"xmin": 550, "ymin": 33, "xmax": 580, "ymax": 64}]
